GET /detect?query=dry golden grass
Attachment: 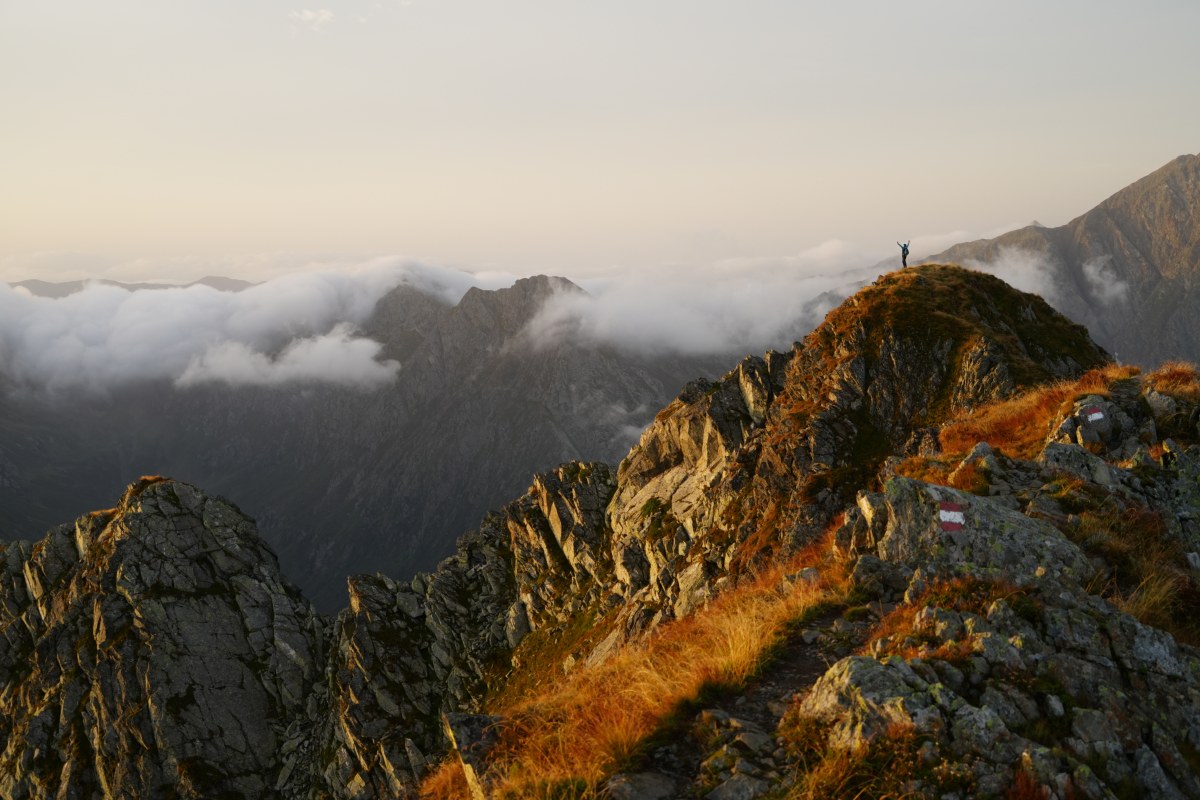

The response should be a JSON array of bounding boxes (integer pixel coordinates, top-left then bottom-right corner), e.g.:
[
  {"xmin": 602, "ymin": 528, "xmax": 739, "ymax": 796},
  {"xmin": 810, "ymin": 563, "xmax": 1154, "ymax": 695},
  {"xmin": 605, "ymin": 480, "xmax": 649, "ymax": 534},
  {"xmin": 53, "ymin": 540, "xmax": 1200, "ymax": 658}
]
[
  {"xmin": 1065, "ymin": 507, "xmax": 1200, "ymax": 646},
  {"xmin": 1145, "ymin": 361, "xmax": 1200, "ymax": 402},
  {"xmin": 892, "ymin": 456, "xmax": 955, "ymax": 487},
  {"xmin": 937, "ymin": 364, "xmax": 1138, "ymax": 461},
  {"xmin": 1115, "ymin": 572, "xmax": 1187, "ymax": 632},
  {"xmin": 418, "ymin": 763, "xmax": 471, "ymax": 799},
  {"xmin": 419, "ymin": 555, "xmax": 833, "ymax": 799},
  {"xmin": 946, "ymin": 461, "xmax": 988, "ymax": 495},
  {"xmin": 939, "ymin": 383, "xmax": 1073, "ymax": 460}
]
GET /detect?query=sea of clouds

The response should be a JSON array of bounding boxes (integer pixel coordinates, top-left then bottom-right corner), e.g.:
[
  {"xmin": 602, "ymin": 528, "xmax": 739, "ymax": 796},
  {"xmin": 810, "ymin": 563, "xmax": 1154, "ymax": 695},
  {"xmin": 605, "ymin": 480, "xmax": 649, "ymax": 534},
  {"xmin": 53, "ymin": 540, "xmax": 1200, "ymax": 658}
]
[
  {"xmin": 0, "ymin": 231, "xmax": 1127, "ymax": 395},
  {"xmin": 0, "ymin": 259, "xmax": 508, "ymax": 394}
]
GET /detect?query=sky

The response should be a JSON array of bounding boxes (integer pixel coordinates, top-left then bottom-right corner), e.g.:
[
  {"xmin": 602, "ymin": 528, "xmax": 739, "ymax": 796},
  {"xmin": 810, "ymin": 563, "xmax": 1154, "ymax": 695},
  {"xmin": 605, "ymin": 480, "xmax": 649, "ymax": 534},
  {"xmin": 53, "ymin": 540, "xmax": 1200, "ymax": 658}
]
[{"xmin": 3, "ymin": 1, "xmax": 1199, "ymax": 284}]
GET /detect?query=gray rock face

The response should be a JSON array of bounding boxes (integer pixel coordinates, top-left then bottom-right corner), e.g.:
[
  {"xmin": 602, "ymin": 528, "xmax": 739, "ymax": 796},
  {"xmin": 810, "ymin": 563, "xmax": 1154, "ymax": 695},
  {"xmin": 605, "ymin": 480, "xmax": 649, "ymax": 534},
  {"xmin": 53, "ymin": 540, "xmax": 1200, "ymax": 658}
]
[
  {"xmin": 802, "ymin": 397, "xmax": 1200, "ymax": 800},
  {"xmin": 843, "ymin": 478, "xmax": 1095, "ymax": 585},
  {"xmin": 0, "ymin": 478, "xmax": 325, "ymax": 800},
  {"xmin": 602, "ymin": 265, "xmax": 1106, "ymax": 644},
  {"xmin": 314, "ymin": 462, "xmax": 619, "ymax": 798}
]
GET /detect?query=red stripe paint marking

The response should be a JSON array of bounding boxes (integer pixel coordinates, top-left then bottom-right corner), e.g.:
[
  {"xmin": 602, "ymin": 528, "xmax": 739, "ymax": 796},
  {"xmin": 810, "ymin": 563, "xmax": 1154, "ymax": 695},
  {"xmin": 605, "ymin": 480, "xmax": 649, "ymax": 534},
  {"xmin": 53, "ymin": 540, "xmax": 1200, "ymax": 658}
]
[
  {"xmin": 940, "ymin": 521, "xmax": 963, "ymax": 532},
  {"xmin": 939, "ymin": 502, "xmax": 963, "ymax": 512}
]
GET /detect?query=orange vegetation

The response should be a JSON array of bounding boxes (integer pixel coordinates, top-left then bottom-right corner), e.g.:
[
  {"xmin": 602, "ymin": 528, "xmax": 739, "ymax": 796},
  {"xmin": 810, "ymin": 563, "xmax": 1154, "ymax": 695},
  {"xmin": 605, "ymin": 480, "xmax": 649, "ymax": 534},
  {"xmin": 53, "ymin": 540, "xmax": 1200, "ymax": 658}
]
[
  {"xmin": 1004, "ymin": 768, "xmax": 1051, "ymax": 800},
  {"xmin": 938, "ymin": 364, "xmax": 1138, "ymax": 460},
  {"xmin": 420, "ymin": 555, "xmax": 833, "ymax": 799},
  {"xmin": 1145, "ymin": 361, "xmax": 1200, "ymax": 402}
]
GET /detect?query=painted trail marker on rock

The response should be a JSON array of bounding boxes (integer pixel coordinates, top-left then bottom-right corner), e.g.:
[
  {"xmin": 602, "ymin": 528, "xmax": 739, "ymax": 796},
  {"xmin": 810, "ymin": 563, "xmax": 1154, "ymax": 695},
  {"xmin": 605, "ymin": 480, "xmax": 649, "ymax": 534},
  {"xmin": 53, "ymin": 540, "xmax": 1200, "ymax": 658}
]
[
  {"xmin": 939, "ymin": 502, "xmax": 965, "ymax": 532},
  {"xmin": 1085, "ymin": 407, "xmax": 1105, "ymax": 423}
]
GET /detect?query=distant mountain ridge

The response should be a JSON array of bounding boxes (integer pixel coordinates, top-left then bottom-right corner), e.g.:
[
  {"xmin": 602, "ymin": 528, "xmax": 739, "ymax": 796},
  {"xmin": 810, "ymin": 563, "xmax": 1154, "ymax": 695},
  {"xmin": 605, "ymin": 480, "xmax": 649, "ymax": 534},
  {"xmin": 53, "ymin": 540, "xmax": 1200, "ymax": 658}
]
[
  {"xmin": 925, "ymin": 153, "xmax": 1200, "ymax": 365},
  {"xmin": 12, "ymin": 275, "xmax": 256, "ymax": 297}
]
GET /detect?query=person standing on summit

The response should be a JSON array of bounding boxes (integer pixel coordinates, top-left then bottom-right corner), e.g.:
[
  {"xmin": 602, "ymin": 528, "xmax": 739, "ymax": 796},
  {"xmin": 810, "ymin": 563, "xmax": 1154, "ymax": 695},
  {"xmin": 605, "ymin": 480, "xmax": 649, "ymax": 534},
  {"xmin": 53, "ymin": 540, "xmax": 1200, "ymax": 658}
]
[{"xmin": 897, "ymin": 240, "xmax": 910, "ymax": 268}]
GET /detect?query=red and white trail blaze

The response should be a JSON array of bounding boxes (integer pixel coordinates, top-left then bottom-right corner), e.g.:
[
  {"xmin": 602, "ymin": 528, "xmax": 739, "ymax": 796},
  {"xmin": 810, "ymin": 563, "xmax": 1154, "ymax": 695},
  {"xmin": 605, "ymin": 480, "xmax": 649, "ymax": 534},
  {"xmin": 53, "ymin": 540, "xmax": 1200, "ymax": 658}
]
[{"xmin": 939, "ymin": 501, "xmax": 965, "ymax": 532}]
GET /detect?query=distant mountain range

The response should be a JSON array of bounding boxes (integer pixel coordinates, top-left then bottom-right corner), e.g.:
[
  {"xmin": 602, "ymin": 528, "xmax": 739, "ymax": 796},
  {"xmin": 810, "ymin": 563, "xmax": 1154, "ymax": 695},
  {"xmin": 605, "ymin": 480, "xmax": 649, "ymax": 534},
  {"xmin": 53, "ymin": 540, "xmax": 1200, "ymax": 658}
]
[
  {"xmin": 12, "ymin": 275, "xmax": 256, "ymax": 297},
  {"xmin": 923, "ymin": 153, "xmax": 1200, "ymax": 366},
  {"xmin": 0, "ymin": 276, "xmax": 726, "ymax": 609}
]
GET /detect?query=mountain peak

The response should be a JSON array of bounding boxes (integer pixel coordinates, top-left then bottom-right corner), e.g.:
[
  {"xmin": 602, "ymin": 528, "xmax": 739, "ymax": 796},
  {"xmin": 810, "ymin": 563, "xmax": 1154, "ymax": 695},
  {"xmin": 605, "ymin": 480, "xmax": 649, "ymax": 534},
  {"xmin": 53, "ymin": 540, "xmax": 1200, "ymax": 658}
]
[
  {"xmin": 812, "ymin": 264, "xmax": 1109, "ymax": 395},
  {"xmin": 0, "ymin": 478, "xmax": 323, "ymax": 799},
  {"xmin": 454, "ymin": 274, "xmax": 584, "ymax": 338},
  {"xmin": 921, "ymin": 153, "xmax": 1200, "ymax": 366}
]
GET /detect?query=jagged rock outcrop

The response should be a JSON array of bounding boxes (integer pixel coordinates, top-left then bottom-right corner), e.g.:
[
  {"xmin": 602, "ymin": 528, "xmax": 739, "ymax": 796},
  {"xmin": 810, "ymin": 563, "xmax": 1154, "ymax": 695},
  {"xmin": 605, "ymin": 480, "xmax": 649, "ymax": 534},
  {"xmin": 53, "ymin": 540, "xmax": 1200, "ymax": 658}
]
[
  {"xmin": 789, "ymin": 368, "xmax": 1200, "ymax": 799},
  {"xmin": 805, "ymin": 475, "xmax": 1200, "ymax": 798},
  {"xmin": 0, "ymin": 478, "xmax": 325, "ymax": 799},
  {"xmin": 315, "ymin": 462, "xmax": 617, "ymax": 798}
]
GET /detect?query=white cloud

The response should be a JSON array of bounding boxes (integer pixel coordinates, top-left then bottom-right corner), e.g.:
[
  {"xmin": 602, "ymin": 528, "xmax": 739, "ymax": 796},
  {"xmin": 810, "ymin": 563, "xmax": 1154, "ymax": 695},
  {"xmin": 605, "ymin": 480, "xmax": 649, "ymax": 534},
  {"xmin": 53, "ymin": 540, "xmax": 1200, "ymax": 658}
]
[
  {"xmin": 519, "ymin": 228, "xmax": 1076, "ymax": 359},
  {"xmin": 0, "ymin": 258, "xmax": 510, "ymax": 393},
  {"xmin": 962, "ymin": 246, "xmax": 1064, "ymax": 308},
  {"xmin": 1081, "ymin": 256, "xmax": 1129, "ymax": 306},
  {"xmin": 177, "ymin": 324, "xmax": 398, "ymax": 388},
  {"xmin": 520, "ymin": 240, "xmax": 885, "ymax": 357},
  {"xmin": 5, "ymin": 228, "xmax": 1067, "ymax": 393},
  {"xmin": 289, "ymin": 9, "xmax": 335, "ymax": 31}
]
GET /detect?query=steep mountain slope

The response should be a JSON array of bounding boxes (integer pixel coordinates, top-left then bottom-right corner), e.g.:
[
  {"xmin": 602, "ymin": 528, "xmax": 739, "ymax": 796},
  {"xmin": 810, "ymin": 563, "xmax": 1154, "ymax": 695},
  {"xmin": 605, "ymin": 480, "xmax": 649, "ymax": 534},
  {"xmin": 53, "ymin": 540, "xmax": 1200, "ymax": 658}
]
[
  {"xmin": 0, "ymin": 276, "xmax": 725, "ymax": 610},
  {"xmin": 6, "ymin": 265, "xmax": 1200, "ymax": 799},
  {"xmin": 927, "ymin": 153, "xmax": 1200, "ymax": 365},
  {"xmin": 0, "ymin": 477, "xmax": 325, "ymax": 799}
]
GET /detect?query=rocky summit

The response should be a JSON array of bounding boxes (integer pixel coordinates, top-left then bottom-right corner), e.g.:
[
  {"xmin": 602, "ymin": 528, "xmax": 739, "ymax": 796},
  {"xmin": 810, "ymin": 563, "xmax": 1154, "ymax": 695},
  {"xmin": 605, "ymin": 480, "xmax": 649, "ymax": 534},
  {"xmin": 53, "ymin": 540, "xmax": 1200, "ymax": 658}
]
[{"xmin": 4, "ymin": 264, "xmax": 1200, "ymax": 799}]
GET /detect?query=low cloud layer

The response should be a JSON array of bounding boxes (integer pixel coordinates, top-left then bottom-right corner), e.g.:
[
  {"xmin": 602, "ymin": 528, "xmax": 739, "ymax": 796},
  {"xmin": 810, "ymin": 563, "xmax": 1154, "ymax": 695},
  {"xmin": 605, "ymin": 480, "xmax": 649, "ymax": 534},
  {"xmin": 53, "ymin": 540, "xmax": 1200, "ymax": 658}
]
[
  {"xmin": 1081, "ymin": 256, "xmax": 1130, "ymax": 306},
  {"xmin": 0, "ymin": 259, "xmax": 506, "ymax": 394},
  {"xmin": 963, "ymin": 247, "xmax": 1066, "ymax": 308},
  {"xmin": 176, "ymin": 324, "xmax": 398, "ymax": 389},
  {"xmin": 963, "ymin": 247, "xmax": 1130, "ymax": 314},
  {"xmin": 522, "ymin": 240, "xmax": 886, "ymax": 357},
  {"xmin": 5, "ymin": 231, "xmax": 1089, "ymax": 395}
]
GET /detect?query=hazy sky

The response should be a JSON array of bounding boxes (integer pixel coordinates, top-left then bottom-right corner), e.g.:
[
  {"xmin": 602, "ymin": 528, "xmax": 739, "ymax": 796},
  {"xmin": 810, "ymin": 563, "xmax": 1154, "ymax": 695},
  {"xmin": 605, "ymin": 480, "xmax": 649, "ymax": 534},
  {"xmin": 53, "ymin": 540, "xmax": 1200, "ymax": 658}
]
[{"xmin": 3, "ymin": 1, "xmax": 1198, "ymax": 282}]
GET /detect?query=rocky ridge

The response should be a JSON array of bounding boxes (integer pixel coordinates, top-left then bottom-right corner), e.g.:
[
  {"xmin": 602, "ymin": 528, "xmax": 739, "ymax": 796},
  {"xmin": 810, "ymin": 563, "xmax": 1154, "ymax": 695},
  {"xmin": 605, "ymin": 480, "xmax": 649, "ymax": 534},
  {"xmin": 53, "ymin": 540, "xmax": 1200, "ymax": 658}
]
[{"xmin": 3, "ymin": 265, "xmax": 1199, "ymax": 798}]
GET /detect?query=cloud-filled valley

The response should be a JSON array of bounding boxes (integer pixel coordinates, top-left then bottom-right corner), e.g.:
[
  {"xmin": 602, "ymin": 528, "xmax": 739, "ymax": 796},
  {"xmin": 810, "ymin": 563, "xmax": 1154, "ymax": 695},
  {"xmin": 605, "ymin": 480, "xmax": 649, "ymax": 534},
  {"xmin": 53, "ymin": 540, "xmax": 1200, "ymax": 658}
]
[
  {"xmin": 1, "ymin": 230, "xmax": 1121, "ymax": 395},
  {"xmin": 0, "ymin": 259, "xmax": 508, "ymax": 394}
]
